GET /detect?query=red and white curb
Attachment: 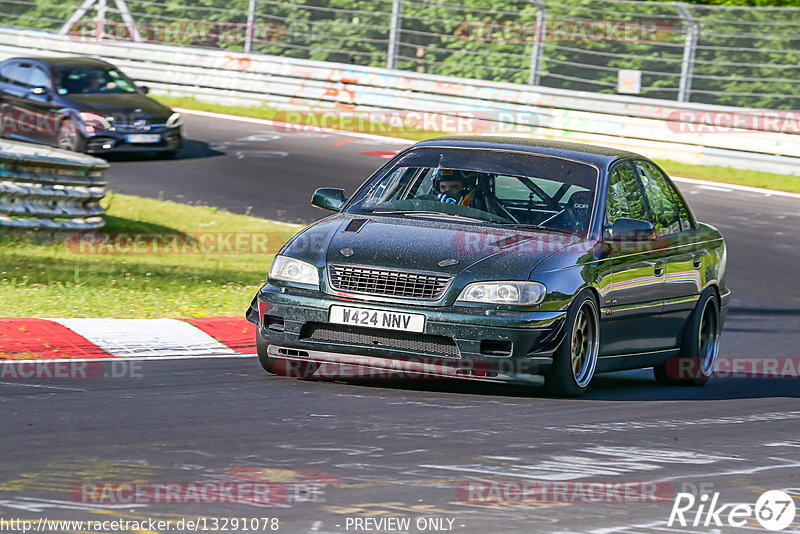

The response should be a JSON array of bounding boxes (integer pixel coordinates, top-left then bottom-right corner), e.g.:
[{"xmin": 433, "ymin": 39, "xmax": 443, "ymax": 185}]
[{"xmin": 0, "ymin": 317, "xmax": 256, "ymax": 360}]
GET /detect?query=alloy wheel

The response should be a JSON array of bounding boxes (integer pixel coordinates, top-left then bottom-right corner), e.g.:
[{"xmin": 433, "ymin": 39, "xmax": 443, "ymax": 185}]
[
  {"xmin": 698, "ymin": 298, "xmax": 720, "ymax": 377},
  {"xmin": 571, "ymin": 303, "xmax": 599, "ymax": 387}
]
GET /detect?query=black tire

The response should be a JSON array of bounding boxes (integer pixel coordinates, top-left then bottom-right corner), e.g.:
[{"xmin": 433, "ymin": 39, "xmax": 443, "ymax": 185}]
[
  {"xmin": 256, "ymin": 328, "xmax": 275, "ymax": 373},
  {"xmin": 654, "ymin": 289, "xmax": 720, "ymax": 386},
  {"xmin": 56, "ymin": 119, "xmax": 86, "ymax": 153},
  {"xmin": 544, "ymin": 290, "xmax": 600, "ymax": 397},
  {"xmin": 256, "ymin": 328, "xmax": 317, "ymax": 378}
]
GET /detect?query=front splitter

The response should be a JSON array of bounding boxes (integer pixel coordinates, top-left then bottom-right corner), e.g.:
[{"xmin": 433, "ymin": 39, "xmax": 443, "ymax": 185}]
[{"xmin": 266, "ymin": 344, "xmax": 547, "ymax": 386}]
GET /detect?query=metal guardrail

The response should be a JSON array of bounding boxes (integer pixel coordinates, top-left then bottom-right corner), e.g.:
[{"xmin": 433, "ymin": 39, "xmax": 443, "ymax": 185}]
[
  {"xmin": 0, "ymin": 139, "xmax": 108, "ymax": 231},
  {"xmin": 0, "ymin": 27, "xmax": 798, "ymax": 176}
]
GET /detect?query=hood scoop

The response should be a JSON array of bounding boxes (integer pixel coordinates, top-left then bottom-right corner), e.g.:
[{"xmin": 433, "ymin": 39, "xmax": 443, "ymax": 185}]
[{"xmin": 344, "ymin": 218, "xmax": 369, "ymax": 233}]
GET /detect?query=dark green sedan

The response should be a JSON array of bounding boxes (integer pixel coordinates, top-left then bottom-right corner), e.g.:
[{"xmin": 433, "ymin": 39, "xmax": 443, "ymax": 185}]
[{"xmin": 246, "ymin": 137, "xmax": 729, "ymax": 396}]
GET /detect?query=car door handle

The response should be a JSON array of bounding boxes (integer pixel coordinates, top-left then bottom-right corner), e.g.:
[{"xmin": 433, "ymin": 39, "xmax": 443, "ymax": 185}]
[
  {"xmin": 654, "ymin": 263, "xmax": 664, "ymax": 277},
  {"xmin": 693, "ymin": 256, "xmax": 703, "ymax": 269}
]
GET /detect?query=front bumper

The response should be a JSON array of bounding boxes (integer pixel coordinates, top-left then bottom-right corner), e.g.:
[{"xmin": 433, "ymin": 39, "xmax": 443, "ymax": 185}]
[
  {"xmin": 83, "ymin": 126, "xmax": 183, "ymax": 153},
  {"xmin": 248, "ymin": 284, "xmax": 567, "ymax": 385}
]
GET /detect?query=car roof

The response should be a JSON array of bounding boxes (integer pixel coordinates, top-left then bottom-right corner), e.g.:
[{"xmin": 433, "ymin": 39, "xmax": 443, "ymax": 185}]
[
  {"xmin": 2, "ymin": 56, "xmax": 115, "ymax": 69},
  {"xmin": 414, "ymin": 136, "xmax": 644, "ymax": 169}
]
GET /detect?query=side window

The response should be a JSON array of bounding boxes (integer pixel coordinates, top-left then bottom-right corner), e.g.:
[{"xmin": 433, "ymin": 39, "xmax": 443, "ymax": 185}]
[
  {"xmin": 606, "ymin": 162, "xmax": 648, "ymax": 225},
  {"xmin": 663, "ymin": 175, "xmax": 693, "ymax": 232},
  {"xmin": 9, "ymin": 64, "xmax": 32, "ymax": 87},
  {"xmin": 29, "ymin": 67, "xmax": 52, "ymax": 90},
  {"xmin": 358, "ymin": 166, "xmax": 414, "ymax": 208},
  {"xmin": 0, "ymin": 62, "xmax": 17, "ymax": 84},
  {"xmin": 495, "ymin": 175, "xmax": 531, "ymax": 201},
  {"xmin": 633, "ymin": 160, "xmax": 683, "ymax": 235}
]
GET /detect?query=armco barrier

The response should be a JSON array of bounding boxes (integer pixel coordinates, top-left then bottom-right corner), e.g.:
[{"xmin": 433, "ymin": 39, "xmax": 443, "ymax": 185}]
[
  {"xmin": 1, "ymin": 27, "xmax": 798, "ymax": 176},
  {"xmin": 0, "ymin": 139, "xmax": 107, "ymax": 231}
]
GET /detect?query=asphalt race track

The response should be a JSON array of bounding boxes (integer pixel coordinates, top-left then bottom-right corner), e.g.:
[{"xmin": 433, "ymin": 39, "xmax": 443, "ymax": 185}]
[{"xmin": 1, "ymin": 112, "xmax": 798, "ymax": 534}]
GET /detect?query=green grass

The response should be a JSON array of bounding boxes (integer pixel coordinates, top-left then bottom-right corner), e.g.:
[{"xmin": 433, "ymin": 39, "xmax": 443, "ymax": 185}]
[
  {"xmin": 156, "ymin": 95, "xmax": 800, "ymax": 194},
  {"xmin": 656, "ymin": 160, "xmax": 800, "ymax": 193},
  {"xmin": 0, "ymin": 194, "xmax": 301, "ymax": 318}
]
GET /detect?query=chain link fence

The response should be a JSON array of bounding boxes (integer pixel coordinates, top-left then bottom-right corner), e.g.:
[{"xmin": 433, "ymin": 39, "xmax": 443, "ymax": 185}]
[{"xmin": 1, "ymin": 0, "xmax": 798, "ymax": 109}]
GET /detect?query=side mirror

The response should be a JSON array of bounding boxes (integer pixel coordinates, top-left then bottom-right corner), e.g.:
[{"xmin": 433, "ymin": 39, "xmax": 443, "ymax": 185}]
[
  {"xmin": 139, "ymin": 85, "xmax": 150, "ymax": 95},
  {"xmin": 311, "ymin": 188, "xmax": 347, "ymax": 212},
  {"xmin": 604, "ymin": 217, "xmax": 654, "ymax": 239}
]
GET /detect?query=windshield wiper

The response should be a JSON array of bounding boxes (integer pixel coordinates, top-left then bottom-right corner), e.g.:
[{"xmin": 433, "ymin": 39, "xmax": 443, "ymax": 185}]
[
  {"xmin": 373, "ymin": 210, "xmax": 487, "ymax": 223},
  {"xmin": 496, "ymin": 222, "xmax": 578, "ymax": 235}
]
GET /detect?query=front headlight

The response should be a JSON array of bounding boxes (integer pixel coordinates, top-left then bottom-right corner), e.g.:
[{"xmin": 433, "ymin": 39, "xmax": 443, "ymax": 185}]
[
  {"xmin": 79, "ymin": 112, "xmax": 111, "ymax": 130},
  {"xmin": 457, "ymin": 281, "xmax": 546, "ymax": 306},
  {"xmin": 268, "ymin": 255, "xmax": 320, "ymax": 288},
  {"xmin": 166, "ymin": 112, "xmax": 183, "ymax": 128}
]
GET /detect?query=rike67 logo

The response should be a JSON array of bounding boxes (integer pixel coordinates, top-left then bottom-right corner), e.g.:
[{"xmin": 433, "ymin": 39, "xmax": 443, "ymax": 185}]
[{"xmin": 668, "ymin": 489, "xmax": 796, "ymax": 531}]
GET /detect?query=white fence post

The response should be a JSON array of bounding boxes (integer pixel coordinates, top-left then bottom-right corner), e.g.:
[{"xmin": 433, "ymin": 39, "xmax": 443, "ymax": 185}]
[
  {"xmin": 387, "ymin": 0, "xmax": 403, "ymax": 70},
  {"xmin": 244, "ymin": 0, "xmax": 258, "ymax": 53},
  {"xmin": 676, "ymin": 2, "xmax": 698, "ymax": 103},
  {"xmin": 528, "ymin": 0, "xmax": 546, "ymax": 86}
]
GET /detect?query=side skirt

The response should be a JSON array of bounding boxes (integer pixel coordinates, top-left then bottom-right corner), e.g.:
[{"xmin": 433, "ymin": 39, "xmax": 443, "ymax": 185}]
[{"xmin": 596, "ymin": 348, "xmax": 679, "ymax": 373}]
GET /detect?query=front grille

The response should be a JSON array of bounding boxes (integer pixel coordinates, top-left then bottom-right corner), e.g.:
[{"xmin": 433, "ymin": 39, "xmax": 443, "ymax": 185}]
[
  {"xmin": 302, "ymin": 323, "xmax": 460, "ymax": 358},
  {"xmin": 112, "ymin": 119, "xmax": 167, "ymax": 133},
  {"xmin": 328, "ymin": 264, "xmax": 452, "ymax": 300}
]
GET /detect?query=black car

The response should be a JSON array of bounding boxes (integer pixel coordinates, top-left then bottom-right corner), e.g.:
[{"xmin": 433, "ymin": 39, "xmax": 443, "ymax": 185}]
[
  {"xmin": 246, "ymin": 137, "xmax": 730, "ymax": 396},
  {"xmin": 0, "ymin": 56, "xmax": 183, "ymax": 156}
]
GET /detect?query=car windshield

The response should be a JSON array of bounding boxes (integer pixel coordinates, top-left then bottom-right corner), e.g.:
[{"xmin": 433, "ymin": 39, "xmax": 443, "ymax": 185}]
[
  {"xmin": 54, "ymin": 66, "xmax": 138, "ymax": 95},
  {"xmin": 346, "ymin": 147, "xmax": 599, "ymax": 233}
]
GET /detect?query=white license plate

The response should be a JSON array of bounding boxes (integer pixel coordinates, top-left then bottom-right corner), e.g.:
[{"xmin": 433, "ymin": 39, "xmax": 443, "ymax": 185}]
[
  {"xmin": 126, "ymin": 134, "xmax": 161, "ymax": 144},
  {"xmin": 329, "ymin": 305, "xmax": 425, "ymax": 333}
]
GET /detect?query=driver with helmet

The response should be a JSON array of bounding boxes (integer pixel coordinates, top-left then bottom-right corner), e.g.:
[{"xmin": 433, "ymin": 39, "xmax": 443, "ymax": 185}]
[
  {"xmin": 431, "ymin": 168, "xmax": 517, "ymax": 220},
  {"xmin": 434, "ymin": 169, "xmax": 482, "ymax": 207}
]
